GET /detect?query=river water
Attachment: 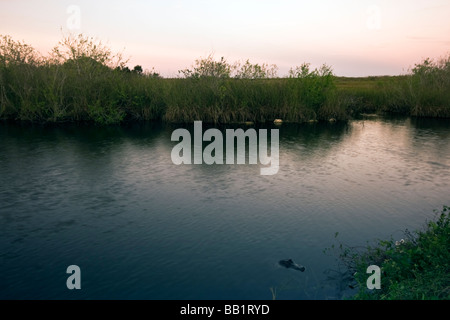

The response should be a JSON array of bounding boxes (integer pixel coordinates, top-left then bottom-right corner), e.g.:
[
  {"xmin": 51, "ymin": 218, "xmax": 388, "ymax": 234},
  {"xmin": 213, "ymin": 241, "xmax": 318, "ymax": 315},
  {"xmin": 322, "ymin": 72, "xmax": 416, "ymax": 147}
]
[{"xmin": 1, "ymin": 116, "xmax": 449, "ymax": 299}]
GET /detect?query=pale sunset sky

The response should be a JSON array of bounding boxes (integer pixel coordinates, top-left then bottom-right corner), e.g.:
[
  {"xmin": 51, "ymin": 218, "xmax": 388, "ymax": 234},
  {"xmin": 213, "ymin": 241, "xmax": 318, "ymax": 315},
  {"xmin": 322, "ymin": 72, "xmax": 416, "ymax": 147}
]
[{"xmin": 1, "ymin": 0, "xmax": 449, "ymax": 77}]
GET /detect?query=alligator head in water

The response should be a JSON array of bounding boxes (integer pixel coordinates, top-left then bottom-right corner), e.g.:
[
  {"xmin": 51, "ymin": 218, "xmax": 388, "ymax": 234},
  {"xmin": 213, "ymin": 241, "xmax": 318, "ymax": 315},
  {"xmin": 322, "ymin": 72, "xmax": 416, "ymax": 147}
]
[{"xmin": 279, "ymin": 259, "xmax": 306, "ymax": 272}]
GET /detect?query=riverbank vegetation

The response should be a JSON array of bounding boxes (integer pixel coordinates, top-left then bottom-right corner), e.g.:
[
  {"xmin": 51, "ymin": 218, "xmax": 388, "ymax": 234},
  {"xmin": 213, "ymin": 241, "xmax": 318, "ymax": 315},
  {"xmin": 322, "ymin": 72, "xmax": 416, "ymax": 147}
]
[
  {"xmin": 327, "ymin": 206, "xmax": 450, "ymax": 300},
  {"xmin": 1, "ymin": 34, "xmax": 449, "ymax": 125}
]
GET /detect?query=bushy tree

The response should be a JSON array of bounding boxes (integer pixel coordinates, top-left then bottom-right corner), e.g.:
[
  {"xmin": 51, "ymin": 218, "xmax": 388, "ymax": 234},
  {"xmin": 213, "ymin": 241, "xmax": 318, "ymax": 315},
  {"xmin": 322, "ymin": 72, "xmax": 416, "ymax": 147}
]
[
  {"xmin": 50, "ymin": 33, "xmax": 126, "ymax": 69},
  {"xmin": 0, "ymin": 34, "xmax": 41, "ymax": 66},
  {"xmin": 288, "ymin": 62, "xmax": 335, "ymax": 110},
  {"xmin": 133, "ymin": 65, "xmax": 143, "ymax": 75},
  {"xmin": 179, "ymin": 54, "xmax": 231, "ymax": 78},
  {"xmin": 233, "ymin": 59, "xmax": 278, "ymax": 79},
  {"xmin": 288, "ymin": 63, "xmax": 333, "ymax": 78},
  {"xmin": 410, "ymin": 55, "xmax": 450, "ymax": 90}
]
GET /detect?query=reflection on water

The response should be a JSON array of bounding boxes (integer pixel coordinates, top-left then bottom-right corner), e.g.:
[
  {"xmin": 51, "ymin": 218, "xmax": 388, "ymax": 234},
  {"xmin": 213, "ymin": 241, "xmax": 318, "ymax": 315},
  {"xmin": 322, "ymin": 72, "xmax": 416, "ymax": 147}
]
[{"xmin": 0, "ymin": 117, "xmax": 449, "ymax": 299}]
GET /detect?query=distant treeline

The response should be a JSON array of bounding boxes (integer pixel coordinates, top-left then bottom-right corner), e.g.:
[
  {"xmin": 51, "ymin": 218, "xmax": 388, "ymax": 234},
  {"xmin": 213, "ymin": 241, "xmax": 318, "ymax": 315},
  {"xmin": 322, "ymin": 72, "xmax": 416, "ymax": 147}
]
[{"xmin": 1, "ymin": 34, "xmax": 449, "ymax": 124}]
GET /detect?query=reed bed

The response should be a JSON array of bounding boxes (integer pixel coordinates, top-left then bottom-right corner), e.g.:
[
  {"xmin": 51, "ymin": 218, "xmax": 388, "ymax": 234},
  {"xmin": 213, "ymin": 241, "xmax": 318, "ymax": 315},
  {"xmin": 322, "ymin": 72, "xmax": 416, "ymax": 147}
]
[{"xmin": 1, "ymin": 34, "xmax": 449, "ymax": 125}]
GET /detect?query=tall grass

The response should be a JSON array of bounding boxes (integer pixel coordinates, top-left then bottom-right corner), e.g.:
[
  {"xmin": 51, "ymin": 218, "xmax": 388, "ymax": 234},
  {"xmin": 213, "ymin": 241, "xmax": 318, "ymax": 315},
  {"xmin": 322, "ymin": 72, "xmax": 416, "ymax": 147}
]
[
  {"xmin": 405, "ymin": 56, "xmax": 450, "ymax": 117},
  {"xmin": 1, "ymin": 34, "xmax": 449, "ymax": 125},
  {"xmin": 334, "ymin": 55, "xmax": 450, "ymax": 118}
]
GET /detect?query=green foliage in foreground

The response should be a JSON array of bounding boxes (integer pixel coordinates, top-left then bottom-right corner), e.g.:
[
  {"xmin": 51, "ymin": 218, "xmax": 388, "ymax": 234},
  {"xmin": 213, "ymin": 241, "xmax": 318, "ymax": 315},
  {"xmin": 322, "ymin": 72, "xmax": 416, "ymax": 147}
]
[
  {"xmin": 328, "ymin": 206, "xmax": 450, "ymax": 300},
  {"xmin": 1, "ymin": 34, "xmax": 449, "ymax": 125}
]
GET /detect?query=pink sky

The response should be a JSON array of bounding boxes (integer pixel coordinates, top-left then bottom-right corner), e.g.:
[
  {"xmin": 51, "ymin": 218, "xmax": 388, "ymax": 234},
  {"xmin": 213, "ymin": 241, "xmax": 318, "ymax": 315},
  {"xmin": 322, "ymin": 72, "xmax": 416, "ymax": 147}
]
[{"xmin": 1, "ymin": 0, "xmax": 449, "ymax": 77}]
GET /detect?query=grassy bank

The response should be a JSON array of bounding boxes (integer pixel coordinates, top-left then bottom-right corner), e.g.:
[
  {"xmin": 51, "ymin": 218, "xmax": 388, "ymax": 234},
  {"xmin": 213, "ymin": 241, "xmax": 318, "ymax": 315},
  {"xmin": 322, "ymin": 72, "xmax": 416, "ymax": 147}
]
[
  {"xmin": 335, "ymin": 72, "xmax": 450, "ymax": 118},
  {"xmin": 328, "ymin": 206, "xmax": 450, "ymax": 300},
  {"xmin": 1, "ymin": 34, "xmax": 449, "ymax": 125}
]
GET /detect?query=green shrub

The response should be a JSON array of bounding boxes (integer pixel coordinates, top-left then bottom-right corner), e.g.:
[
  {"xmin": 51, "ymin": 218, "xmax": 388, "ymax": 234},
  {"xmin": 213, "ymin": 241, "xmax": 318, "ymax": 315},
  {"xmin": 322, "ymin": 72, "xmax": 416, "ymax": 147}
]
[{"xmin": 327, "ymin": 206, "xmax": 450, "ymax": 300}]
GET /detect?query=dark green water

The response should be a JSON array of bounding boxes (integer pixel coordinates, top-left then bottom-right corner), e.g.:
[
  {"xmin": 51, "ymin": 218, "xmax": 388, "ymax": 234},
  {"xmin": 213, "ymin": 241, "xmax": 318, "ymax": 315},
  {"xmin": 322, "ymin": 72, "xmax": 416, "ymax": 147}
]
[{"xmin": 1, "ymin": 117, "xmax": 449, "ymax": 300}]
